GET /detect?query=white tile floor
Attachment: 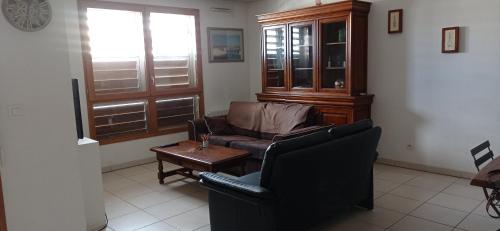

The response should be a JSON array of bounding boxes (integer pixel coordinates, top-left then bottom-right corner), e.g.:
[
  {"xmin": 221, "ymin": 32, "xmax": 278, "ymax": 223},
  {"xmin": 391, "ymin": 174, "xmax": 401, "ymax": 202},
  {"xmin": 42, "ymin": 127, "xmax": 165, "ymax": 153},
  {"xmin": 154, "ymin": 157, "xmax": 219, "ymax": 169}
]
[{"xmin": 102, "ymin": 162, "xmax": 500, "ymax": 231}]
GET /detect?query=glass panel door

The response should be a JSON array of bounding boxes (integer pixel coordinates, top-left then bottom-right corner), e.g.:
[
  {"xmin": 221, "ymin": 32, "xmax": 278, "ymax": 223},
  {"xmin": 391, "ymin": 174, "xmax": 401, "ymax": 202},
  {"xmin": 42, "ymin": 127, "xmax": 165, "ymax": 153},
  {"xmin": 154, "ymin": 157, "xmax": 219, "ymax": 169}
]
[
  {"xmin": 291, "ymin": 23, "xmax": 314, "ymax": 89},
  {"xmin": 320, "ymin": 20, "xmax": 347, "ymax": 91},
  {"xmin": 263, "ymin": 26, "xmax": 286, "ymax": 88}
]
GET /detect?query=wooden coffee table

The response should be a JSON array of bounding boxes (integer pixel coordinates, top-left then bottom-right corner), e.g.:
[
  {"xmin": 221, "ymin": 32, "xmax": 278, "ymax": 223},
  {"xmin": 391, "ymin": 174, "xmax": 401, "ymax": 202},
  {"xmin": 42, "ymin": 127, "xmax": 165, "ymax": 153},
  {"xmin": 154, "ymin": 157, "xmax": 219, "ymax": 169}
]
[{"xmin": 150, "ymin": 140, "xmax": 250, "ymax": 184}]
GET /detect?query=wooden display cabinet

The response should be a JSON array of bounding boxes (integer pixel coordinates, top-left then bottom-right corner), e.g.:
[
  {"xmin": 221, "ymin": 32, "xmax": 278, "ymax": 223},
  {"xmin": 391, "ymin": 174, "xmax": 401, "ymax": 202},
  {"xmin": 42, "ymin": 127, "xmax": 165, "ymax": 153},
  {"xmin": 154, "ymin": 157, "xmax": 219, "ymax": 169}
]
[{"xmin": 256, "ymin": 0, "xmax": 373, "ymax": 125}]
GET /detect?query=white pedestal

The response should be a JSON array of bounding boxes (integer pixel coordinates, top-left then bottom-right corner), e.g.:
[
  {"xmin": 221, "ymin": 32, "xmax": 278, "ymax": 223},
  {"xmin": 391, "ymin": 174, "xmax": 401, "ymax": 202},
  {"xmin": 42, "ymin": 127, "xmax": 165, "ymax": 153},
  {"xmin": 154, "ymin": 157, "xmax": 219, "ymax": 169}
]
[{"xmin": 77, "ymin": 138, "xmax": 106, "ymax": 231}]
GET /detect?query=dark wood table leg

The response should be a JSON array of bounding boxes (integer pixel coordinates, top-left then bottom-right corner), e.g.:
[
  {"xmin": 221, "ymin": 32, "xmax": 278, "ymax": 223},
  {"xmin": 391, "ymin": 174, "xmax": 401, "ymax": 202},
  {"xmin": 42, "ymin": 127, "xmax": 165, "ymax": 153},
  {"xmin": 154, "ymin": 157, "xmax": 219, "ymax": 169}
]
[{"xmin": 157, "ymin": 155, "xmax": 165, "ymax": 184}]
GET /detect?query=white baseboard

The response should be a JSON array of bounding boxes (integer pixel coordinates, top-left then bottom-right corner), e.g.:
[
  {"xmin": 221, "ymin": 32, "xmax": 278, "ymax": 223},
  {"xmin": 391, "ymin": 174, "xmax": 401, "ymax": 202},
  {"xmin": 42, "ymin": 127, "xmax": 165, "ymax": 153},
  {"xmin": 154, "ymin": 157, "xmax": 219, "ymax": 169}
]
[
  {"xmin": 102, "ymin": 157, "xmax": 156, "ymax": 173},
  {"xmin": 376, "ymin": 157, "xmax": 475, "ymax": 179},
  {"xmin": 103, "ymin": 156, "xmax": 476, "ymax": 180}
]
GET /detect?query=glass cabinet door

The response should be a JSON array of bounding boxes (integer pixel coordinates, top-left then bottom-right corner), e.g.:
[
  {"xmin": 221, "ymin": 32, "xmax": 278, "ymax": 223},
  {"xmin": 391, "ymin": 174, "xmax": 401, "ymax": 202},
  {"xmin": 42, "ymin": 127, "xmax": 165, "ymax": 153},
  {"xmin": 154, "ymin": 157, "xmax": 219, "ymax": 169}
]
[
  {"xmin": 290, "ymin": 23, "xmax": 314, "ymax": 89},
  {"xmin": 320, "ymin": 19, "xmax": 347, "ymax": 92},
  {"xmin": 263, "ymin": 26, "xmax": 286, "ymax": 89}
]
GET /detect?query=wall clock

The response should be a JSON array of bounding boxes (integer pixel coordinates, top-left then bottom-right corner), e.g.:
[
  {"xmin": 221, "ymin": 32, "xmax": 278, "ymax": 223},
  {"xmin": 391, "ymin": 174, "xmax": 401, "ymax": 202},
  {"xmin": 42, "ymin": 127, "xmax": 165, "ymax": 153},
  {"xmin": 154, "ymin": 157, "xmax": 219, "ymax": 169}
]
[{"xmin": 2, "ymin": 0, "xmax": 52, "ymax": 32}]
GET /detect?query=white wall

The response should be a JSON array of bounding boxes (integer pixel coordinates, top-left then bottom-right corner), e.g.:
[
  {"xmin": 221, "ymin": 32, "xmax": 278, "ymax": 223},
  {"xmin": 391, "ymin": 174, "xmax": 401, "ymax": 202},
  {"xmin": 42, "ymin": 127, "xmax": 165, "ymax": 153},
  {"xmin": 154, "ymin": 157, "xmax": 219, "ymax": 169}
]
[
  {"xmin": 247, "ymin": 0, "xmax": 500, "ymax": 174},
  {"xmin": 368, "ymin": 0, "xmax": 500, "ymax": 174},
  {"xmin": 0, "ymin": 0, "xmax": 88, "ymax": 230},
  {"xmin": 65, "ymin": 0, "xmax": 251, "ymax": 168}
]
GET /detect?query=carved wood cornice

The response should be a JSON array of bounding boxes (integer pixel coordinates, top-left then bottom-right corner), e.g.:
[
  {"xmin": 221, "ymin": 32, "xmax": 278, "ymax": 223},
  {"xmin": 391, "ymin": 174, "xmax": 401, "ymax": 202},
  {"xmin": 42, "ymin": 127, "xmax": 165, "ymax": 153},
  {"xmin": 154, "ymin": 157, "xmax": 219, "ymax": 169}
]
[{"xmin": 257, "ymin": 0, "xmax": 371, "ymax": 24}]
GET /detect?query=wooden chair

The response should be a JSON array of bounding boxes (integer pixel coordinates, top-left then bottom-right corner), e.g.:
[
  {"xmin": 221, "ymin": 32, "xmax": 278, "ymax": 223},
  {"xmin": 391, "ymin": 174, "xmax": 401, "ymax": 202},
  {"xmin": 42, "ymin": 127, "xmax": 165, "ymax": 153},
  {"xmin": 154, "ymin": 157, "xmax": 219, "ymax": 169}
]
[{"xmin": 470, "ymin": 140, "xmax": 500, "ymax": 218}]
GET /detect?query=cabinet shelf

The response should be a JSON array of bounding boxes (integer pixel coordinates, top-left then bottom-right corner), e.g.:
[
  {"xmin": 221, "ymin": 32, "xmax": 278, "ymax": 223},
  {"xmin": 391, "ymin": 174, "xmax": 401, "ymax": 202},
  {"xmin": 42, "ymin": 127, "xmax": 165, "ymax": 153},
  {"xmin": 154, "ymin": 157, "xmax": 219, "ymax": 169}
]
[
  {"xmin": 294, "ymin": 67, "xmax": 313, "ymax": 70},
  {"xmin": 325, "ymin": 67, "xmax": 345, "ymax": 70},
  {"xmin": 325, "ymin": 42, "xmax": 346, "ymax": 45}
]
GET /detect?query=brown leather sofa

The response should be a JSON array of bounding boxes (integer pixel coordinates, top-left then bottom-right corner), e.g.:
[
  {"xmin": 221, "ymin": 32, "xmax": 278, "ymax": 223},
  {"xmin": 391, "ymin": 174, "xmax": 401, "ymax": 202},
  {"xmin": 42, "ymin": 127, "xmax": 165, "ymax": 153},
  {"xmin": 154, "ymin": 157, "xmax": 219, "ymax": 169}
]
[{"xmin": 188, "ymin": 101, "xmax": 329, "ymax": 171}]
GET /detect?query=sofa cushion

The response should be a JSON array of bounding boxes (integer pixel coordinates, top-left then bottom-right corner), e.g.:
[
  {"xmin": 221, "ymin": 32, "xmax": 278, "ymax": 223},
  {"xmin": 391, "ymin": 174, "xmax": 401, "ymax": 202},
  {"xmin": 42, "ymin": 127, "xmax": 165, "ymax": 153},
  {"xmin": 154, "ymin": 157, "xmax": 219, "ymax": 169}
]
[
  {"xmin": 204, "ymin": 116, "xmax": 233, "ymax": 135},
  {"xmin": 227, "ymin": 101, "xmax": 266, "ymax": 132},
  {"xmin": 226, "ymin": 101, "xmax": 313, "ymax": 139},
  {"xmin": 260, "ymin": 103, "xmax": 313, "ymax": 134},
  {"xmin": 260, "ymin": 129, "xmax": 332, "ymax": 187},
  {"xmin": 260, "ymin": 131, "xmax": 277, "ymax": 140},
  {"xmin": 208, "ymin": 135, "xmax": 257, "ymax": 147},
  {"xmin": 230, "ymin": 127, "xmax": 261, "ymax": 139},
  {"xmin": 229, "ymin": 139, "xmax": 273, "ymax": 160}
]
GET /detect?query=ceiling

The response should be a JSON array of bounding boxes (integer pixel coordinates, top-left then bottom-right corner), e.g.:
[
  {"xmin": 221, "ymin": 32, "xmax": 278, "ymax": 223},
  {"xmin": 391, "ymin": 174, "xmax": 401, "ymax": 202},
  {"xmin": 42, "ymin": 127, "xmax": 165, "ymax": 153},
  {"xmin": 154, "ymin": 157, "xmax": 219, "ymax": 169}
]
[{"xmin": 226, "ymin": 0, "xmax": 258, "ymax": 2}]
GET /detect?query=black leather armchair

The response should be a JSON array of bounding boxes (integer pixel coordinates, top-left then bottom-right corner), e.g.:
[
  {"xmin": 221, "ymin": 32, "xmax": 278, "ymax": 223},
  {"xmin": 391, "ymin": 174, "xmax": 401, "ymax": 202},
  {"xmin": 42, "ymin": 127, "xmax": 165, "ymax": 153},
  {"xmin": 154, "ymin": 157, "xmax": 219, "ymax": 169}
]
[{"xmin": 200, "ymin": 120, "xmax": 382, "ymax": 231}]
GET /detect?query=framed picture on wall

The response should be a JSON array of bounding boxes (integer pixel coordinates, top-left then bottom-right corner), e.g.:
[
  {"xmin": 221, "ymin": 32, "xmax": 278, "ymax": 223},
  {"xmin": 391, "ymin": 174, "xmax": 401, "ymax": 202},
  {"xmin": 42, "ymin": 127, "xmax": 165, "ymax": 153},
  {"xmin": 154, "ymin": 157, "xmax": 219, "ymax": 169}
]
[
  {"xmin": 442, "ymin": 27, "xmax": 460, "ymax": 53},
  {"xmin": 207, "ymin": 27, "xmax": 244, "ymax": 62},
  {"xmin": 388, "ymin": 9, "xmax": 403, "ymax": 33}
]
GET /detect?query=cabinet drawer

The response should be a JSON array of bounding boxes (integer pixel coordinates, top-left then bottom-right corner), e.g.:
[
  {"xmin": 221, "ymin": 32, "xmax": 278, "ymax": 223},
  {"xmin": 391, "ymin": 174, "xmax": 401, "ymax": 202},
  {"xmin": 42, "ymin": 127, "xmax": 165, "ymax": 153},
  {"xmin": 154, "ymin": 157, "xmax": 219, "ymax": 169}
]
[
  {"xmin": 323, "ymin": 112, "xmax": 348, "ymax": 125},
  {"xmin": 320, "ymin": 108, "xmax": 353, "ymax": 125}
]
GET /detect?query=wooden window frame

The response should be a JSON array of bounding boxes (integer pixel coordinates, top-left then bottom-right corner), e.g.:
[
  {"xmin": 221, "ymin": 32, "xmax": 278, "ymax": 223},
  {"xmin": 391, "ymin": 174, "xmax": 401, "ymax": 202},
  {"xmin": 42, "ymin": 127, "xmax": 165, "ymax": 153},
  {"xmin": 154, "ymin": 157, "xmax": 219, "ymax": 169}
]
[{"xmin": 78, "ymin": 0, "xmax": 204, "ymax": 145}]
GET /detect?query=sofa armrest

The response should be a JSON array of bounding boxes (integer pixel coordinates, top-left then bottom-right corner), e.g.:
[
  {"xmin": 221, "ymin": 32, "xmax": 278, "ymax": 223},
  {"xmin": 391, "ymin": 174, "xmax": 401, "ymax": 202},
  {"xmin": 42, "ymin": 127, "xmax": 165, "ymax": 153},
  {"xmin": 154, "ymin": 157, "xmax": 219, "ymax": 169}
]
[
  {"xmin": 199, "ymin": 172, "xmax": 273, "ymax": 203},
  {"xmin": 187, "ymin": 119, "xmax": 210, "ymax": 141},
  {"xmin": 204, "ymin": 115, "xmax": 234, "ymax": 135}
]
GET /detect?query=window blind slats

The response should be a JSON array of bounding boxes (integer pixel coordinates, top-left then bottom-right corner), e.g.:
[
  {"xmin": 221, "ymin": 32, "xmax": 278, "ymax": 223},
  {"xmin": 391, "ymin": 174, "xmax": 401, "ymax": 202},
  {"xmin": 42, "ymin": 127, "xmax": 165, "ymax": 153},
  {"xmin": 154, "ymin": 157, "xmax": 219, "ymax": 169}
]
[
  {"xmin": 93, "ymin": 60, "xmax": 137, "ymax": 70},
  {"xmin": 157, "ymin": 105, "xmax": 193, "ymax": 118},
  {"xmin": 154, "ymin": 59, "xmax": 188, "ymax": 68},
  {"xmin": 155, "ymin": 76, "xmax": 189, "ymax": 86},
  {"xmin": 154, "ymin": 59, "xmax": 190, "ymax": 87},
  {"xmin": 156, "ymin": 97, "xmax": 195, "ymax": 130},
  {"xmin": 94, "ymin": 111, "xmax": 145, "ymax": 126},
  {"xmin": 92, "ymin": 59, "xmax": 141, "ymax": 92},
  {"xmin": 154, "ymin": 67, "xmax": 188, "ymax": 76},
  {"xmin": 93, "ymin": 69, "xmax": 138, "ymax": 81},
  {"xmin": 93, "ymin": 101, "xmax": 147, "ymax": 139},
  {"xmin": 158, "ymin": 114, "xmax": 194, "ymax": 129},
  {"xmin": 93, "ymin": 102, "xmax": 145, "ymax": 116},
  {"xmin": 96, "ymin": 121, "xmax": 147, "ymax": 140},
  {"xmin": 157, "ymin": 97, "xmax": 193, "ymax": 108},
  {"xmin": 94, "ymin": 78, "xmax": 139, "ymax": 92}
]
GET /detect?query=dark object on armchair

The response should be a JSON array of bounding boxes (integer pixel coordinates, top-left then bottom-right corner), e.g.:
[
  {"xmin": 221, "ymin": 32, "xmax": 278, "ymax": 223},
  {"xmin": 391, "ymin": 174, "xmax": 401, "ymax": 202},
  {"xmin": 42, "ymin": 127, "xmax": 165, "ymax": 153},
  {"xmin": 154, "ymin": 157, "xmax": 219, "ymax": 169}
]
[
  {"xmin": 199, "ymin": 120, "xmax": 381, "ymax": 231},
  {"xmin": 188, "ymin": 101, "xmax": 328, "ymax": 171}
]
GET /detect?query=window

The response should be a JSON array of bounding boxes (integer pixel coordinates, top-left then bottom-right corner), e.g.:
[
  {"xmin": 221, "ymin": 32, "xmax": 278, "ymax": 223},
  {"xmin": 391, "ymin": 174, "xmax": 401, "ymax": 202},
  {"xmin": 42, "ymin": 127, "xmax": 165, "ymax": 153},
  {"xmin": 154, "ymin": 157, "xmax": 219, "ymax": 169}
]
[{"xmin": 79, "ymin": 1, "xmax": 204, "ymax": 144}]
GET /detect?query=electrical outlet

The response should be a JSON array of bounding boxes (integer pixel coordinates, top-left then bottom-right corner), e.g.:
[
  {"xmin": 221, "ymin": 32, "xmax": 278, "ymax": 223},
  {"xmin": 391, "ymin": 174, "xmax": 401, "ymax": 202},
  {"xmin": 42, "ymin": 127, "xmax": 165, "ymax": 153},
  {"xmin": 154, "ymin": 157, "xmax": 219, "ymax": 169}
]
[{"xmin": 8, "ymin": 104, "xmax": 24, "ymax": 118}]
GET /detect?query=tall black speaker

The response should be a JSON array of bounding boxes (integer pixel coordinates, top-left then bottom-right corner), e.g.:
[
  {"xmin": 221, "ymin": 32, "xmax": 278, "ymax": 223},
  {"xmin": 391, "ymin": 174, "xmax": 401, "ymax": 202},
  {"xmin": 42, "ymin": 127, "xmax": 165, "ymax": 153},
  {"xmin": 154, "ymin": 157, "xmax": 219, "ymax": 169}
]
[{"xmin": 72, "ymin": 79, "xmax": 84, "ymax": 139}]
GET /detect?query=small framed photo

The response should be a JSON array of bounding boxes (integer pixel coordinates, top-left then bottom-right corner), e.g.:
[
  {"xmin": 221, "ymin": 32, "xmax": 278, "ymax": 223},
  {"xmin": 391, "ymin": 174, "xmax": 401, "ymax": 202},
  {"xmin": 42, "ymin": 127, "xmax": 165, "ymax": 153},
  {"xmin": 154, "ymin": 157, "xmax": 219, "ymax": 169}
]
[
  {"xmin": 442, "ymin": 27, "xmax": 460, "ymax": 53},
  {"xmin": 207, "ymin": 27, "xmax": 244, "ymax": 63},
  {"xmin": 388, "ymin": 9, "xmax": 403, "ymax": 33}
]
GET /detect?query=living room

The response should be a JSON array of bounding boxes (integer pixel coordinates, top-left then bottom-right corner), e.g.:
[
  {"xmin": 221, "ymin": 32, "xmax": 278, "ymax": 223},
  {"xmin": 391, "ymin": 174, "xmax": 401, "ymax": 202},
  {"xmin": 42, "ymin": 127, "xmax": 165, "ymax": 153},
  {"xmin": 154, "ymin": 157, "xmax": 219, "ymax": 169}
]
[{"xmin": 0, "ymin": 0, "xmax": 499, "ymax": 231}]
